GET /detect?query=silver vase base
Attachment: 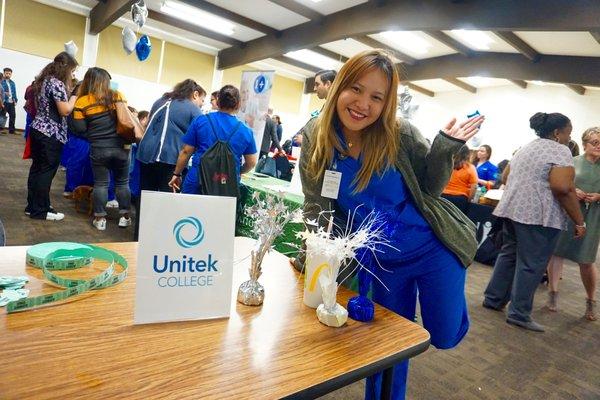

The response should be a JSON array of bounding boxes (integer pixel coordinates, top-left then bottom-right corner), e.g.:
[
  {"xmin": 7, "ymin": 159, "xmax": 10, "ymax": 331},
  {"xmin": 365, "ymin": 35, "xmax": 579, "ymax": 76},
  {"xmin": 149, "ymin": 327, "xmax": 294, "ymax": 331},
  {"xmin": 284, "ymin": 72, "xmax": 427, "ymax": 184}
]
[{"xmin": 237, "ymin": 279, "xmax": 265, "ymax": 306}]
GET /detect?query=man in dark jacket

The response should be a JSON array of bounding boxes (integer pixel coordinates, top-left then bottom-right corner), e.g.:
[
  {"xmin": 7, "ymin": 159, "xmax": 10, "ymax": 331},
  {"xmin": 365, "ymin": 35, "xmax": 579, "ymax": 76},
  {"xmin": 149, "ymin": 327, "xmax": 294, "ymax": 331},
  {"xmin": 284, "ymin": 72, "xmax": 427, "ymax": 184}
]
[{"xmin": 259, "ymin": 108, "xmax": 283, "ymax": 158}]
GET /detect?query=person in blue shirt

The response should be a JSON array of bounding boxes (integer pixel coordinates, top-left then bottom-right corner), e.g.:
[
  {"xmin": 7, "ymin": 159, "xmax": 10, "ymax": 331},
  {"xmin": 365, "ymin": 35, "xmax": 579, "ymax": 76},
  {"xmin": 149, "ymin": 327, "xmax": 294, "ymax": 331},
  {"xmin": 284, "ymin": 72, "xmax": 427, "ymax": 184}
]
[
  {"xmin": 168, "ymin": 85, "xmax": 257, "ymax": 194},
  {"xmin": 136, "ymin": 79, "xmax": 205, "ymax": 193},
  {"xmin": 1, "ymin": 67, "xmax": 18, "ymax": 134},
  {"xmin": 299, "ymin": 50, "xmax": 483, "ymax": 400},
  {"xmin": 475, "ymin": 144, "xmax": 498, "ymax": 189}
]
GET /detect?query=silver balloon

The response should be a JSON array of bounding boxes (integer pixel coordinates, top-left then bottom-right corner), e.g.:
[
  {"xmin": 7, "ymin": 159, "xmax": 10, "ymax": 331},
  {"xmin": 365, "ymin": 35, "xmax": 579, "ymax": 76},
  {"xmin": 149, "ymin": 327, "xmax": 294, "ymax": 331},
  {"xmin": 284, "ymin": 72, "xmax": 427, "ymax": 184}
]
[
  {"xmin": 131, "ymin": 0, "xmax": 148, "ymax": 29},
  {"xmin": 122, "ymin": 27, "xmax": 137, "ymax": 55},
  {"xmin": 398, "ymin": 87, "xmax": 419, "ymax": 120},
  {"xmin": 64, "ymin": 40, "xmax": 78, "ymax": 58}
]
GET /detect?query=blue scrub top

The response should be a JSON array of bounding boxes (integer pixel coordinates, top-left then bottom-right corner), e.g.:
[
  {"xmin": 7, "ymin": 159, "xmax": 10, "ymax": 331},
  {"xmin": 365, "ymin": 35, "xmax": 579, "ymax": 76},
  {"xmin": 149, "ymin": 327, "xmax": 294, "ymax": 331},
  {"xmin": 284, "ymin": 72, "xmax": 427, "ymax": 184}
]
[
  {"xmin": 181, "ymin": 111, "xmax": 257, "ymax": 194},
  {"xmin": 333, "ymin": 125, "xmax": 437, "ymax": 263},
  {"xmin": 476, "ymin": 160, "xmax": 498, "ymax": 182}
]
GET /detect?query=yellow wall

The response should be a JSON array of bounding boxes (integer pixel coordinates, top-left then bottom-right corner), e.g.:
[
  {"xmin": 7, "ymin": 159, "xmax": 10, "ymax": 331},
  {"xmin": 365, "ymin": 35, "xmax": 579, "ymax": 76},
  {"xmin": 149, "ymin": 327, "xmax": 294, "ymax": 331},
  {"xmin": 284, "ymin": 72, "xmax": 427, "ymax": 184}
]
[
  {"xmin": 160, "ymin": 42, "xmax": 214, "ymax": 90},
  {"xmin": 96, "ymin": 25, "xmax": 161, "ymax": 82},
  {"xmin": 3, "ymin": 0, "xmax": 85, "ymax": 63},
  {"xmin": 221, "ymin": 64, "xmax": 257, "ymax": 88},
  {"xmin": 270, "ymin": 75, "xmax": 303, "ymax": 114},
  {"xmin": 308, "ymin": 93, "xmax": 324, "ymax": 114},
  {"xmin": 222, "ymin": 66, "xmax": 304, "ymax": 114}
]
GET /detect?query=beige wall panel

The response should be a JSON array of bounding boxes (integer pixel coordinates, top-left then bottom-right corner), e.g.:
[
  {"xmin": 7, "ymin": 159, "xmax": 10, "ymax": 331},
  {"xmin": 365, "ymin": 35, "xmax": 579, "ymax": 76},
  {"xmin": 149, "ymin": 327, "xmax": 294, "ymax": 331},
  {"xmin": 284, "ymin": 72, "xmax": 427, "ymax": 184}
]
[
  {"xmin": 221, "ymin": 65, "xmax": 257, "ymax": 88},
  {"xmin": 308, "ymin": 93, "xmax": 324, "ymax": 114},
  {"xmin": 222, "ymin": 66, "xmax": 304, "ymax": 115},
  {"xmin": 270, "ymin": 75, "xmax": 303, "ymax": 114},
  {"xmin": 3, "ymin": 0, "xmax": 85, "ymax": 63},
  {"xmin": 160, "ymin": 42, "xmax": 214, "ymax": 89},
  {"xmin": 96, "ymin": 25, "xmax": 160, "ymax": 82}
]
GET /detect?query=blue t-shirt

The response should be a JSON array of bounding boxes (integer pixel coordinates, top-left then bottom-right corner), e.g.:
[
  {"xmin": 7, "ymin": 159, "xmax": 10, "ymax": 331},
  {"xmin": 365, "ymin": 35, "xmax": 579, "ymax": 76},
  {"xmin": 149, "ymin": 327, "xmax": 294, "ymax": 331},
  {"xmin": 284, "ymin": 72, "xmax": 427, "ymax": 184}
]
[
  {"xmin": 333, "ymin": 126, "xmax": 437, "ymax": 263},
  {"xmin": 181, "ymin": 112, "xmax": 257, "ymax": 194},
  {"xmin": 476, "ymin": 160, "xmax": 498, "ymax": 183}
]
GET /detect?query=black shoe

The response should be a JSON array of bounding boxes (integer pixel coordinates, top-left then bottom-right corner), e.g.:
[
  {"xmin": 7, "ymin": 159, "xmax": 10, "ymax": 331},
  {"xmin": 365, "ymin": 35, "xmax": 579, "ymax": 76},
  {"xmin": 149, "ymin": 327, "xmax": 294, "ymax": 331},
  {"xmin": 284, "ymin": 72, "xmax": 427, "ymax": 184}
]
[
  {"xmin": 482, "ymin": 300, "xmax": 504, "ymax": 311},
  {"xmin": 506, "ymin": 317, "xmax": 545, "ymax": 332}
]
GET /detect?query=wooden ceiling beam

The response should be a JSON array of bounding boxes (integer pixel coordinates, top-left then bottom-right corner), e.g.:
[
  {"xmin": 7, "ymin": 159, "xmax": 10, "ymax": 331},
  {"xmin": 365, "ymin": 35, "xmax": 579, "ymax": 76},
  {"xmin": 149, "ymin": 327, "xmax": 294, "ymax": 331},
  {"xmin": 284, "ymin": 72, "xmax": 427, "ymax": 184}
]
[
  {"xmin": 444, "ymin": 77, "xmax": 477, "ymax": 93},
  {"xmin": 400, "ymin": 52, "xmax": 600, "ymax": 87},
  {"xmin": 404, "ymin": 82, "xmax": 435, "ymax": 97},
  {"xmin": 423, "ymin": 31, "xmax": 473, "ymax": 57},
  {"xmin": 89, "ymin": 0, "xmax": 137, "ymax": 34},
  {"xmin": 147, "ymin": 10, "xmax": 244, "ymax": 47},
  {"xmin": 268, "ymin": 0, "xmax": 323, "ymax": 21},
  {"xmin": 509, "ymin": 79, "xmax": 528, "ymax": 89},
  {"xmin": 218, "ymin": 0, "xmax": 600, "ymax": 69},
  {"xmin": 353, "ymin": 35, "xmax": 417, "ymax": 65},
  {"xmin": 272, "ymin": 56, "xmax": 321, "ymax": 73},
  {"xmin": 565, "ymin": 84, "xmax": 586, "ymax": 95},
  {"xmin": 176, "ymin": 0, "xmax": 280, "ymax": 37},
  {"xmin": 494, "ymin": 31, "xmax": 541, "ymax": 62},
  {"xmin": 309, "ymin": 47, "xmax": 348, "ymax": 64}
]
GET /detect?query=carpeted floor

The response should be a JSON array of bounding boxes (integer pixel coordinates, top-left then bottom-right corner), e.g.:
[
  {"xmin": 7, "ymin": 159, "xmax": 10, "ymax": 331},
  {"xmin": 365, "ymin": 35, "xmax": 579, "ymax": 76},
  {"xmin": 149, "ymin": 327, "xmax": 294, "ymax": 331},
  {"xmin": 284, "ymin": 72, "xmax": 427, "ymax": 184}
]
[{"xmin": 1, "ymin": 132, "xmax": 598, "ymax": 399}]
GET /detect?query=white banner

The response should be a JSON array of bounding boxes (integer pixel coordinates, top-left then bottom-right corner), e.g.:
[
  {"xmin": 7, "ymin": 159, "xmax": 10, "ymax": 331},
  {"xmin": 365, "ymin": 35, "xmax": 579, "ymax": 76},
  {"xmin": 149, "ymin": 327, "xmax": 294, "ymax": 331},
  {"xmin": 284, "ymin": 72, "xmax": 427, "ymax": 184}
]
[
  {"xmin": 237, "ymin": 70, "xmax": 275, "ymax": 151},
  {"xmin": 134, "ymin": 191, "xmax": 236, "ymax": 324}
]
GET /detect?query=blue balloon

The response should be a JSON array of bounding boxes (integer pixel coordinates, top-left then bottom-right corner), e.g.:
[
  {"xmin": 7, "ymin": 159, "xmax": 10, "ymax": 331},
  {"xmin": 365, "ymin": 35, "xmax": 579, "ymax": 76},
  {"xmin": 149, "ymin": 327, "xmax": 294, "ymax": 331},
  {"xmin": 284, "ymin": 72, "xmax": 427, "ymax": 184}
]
[{"xmin": 135, "ymin": 35, "xmax": 151, "ymax": 61}]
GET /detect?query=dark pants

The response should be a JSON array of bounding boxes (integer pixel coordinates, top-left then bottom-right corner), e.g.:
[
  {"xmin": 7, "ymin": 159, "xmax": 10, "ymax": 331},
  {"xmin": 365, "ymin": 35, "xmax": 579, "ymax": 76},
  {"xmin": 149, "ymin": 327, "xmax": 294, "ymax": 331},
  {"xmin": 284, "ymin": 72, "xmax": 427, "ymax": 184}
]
[
  {"xmin": 5, "ymin": 102, "xmax": 16, "ymax": 133},
  {"xmin": 90, "ymin": 147, "xmax": 131, "ymax": 217},
  {"xmin": 136, "ymin": 162, "xmax": 177, "ymax": 240},
  {"xmin": 484, "ymin": 220, "xmax": 560, "ymax": 322},
  {"xmin": 26, "ymin": 129, "xmax": 63, "ymax": 219},
  {"xmin": 441, "ymin": 194, "xmax": 469, "ymax": 214}
]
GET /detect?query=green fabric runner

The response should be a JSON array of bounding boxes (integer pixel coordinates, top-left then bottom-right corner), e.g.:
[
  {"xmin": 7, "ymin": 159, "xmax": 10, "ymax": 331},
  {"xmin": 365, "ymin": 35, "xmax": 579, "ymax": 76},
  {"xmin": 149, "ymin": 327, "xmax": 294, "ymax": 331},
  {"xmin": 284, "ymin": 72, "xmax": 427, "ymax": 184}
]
[{"xmin": 236, "ymin": 173, "xmax": 304, "ymax": 256}]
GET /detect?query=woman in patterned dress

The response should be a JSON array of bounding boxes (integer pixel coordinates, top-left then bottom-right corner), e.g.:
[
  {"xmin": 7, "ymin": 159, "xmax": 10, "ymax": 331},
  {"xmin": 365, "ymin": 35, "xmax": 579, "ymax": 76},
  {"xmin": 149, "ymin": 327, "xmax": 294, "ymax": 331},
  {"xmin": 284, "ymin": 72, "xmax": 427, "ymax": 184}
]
[{"xmin": 483, "ymin": 112, "xmax": 586, "ymax": 332}]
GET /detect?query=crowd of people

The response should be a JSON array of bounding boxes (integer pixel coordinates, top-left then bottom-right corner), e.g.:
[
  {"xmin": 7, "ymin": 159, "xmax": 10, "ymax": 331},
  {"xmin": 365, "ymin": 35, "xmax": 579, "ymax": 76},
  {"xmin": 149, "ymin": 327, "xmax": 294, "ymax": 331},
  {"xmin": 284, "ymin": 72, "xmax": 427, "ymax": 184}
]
[{"xmin": 3, "ymin": 48, "xmax": 598, "ymax": 400}]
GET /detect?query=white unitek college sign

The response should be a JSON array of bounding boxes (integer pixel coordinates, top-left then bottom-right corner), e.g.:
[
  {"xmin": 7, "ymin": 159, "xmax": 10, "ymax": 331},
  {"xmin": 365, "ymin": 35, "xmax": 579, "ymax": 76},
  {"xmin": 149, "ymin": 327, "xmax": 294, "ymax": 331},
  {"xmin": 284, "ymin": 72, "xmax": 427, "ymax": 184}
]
[{"xmin": 134, "ymin": 191, "xmax": 236, "ymax": 324}]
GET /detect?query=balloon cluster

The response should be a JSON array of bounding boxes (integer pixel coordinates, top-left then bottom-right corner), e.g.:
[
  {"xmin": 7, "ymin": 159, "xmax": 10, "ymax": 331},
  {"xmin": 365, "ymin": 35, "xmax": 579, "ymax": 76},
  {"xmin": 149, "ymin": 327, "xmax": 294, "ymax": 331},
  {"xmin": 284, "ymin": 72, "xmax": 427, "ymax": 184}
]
[{"xmin": 122, "ymin": 0, "xmax": 152, "ymax": 61}]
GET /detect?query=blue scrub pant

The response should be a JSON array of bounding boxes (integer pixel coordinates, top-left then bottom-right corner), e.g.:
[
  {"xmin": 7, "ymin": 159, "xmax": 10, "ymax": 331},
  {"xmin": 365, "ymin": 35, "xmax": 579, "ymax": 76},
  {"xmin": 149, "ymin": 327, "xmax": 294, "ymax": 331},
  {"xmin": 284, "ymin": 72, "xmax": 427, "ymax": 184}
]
[{"xmin": 365, "ymin": 240, "xmax": 469, "ymax": 400}]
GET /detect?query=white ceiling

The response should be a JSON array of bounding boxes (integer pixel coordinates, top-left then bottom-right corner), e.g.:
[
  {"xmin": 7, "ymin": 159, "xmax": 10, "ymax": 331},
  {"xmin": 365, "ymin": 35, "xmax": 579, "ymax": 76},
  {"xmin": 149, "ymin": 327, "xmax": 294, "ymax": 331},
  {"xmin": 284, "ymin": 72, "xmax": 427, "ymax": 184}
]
[
  {"xmin": 514, "ymin": 31, "xmax": 600, "ymax": 57},
  {"xmin": 29, "ymin": 1, "xmax": 600, "ymax": 90},
  {"xmin": 369, "ymin": 31, "xmax": 456, "ymax": 60}
]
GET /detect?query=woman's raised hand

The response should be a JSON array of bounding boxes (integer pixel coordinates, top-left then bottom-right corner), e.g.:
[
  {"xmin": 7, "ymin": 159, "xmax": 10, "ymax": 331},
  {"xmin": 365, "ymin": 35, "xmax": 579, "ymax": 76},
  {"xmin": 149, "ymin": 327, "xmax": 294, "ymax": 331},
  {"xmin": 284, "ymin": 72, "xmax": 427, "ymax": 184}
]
[{"xmin": 442, "ymin": 115, "xmax": 485, "ymax": 142}]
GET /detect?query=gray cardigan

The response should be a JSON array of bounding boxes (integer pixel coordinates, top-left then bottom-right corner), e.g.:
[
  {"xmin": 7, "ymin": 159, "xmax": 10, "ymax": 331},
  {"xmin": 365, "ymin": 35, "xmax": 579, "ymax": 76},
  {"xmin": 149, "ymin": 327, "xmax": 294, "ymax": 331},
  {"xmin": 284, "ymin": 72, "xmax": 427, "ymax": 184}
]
[{"xmin": 298, "ymin": 117, "xmax": 477, "ymax": 267}]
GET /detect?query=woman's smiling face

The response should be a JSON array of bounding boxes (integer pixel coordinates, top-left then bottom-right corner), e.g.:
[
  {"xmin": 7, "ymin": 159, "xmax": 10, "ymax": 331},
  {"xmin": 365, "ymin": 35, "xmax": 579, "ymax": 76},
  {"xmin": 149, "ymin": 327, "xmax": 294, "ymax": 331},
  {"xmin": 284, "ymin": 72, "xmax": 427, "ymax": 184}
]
[{"xmin": 336, "ymin": 67, "xmax": 388, "ymax": 135}]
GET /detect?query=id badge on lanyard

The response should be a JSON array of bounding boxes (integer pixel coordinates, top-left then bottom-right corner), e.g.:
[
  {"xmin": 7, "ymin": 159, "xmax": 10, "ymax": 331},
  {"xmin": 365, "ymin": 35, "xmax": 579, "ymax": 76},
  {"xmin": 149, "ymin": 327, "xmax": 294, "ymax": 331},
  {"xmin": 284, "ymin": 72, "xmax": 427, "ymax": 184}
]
[{"xmin": 321, "ymin": 158, "xmax": 342, "ymax": 200}]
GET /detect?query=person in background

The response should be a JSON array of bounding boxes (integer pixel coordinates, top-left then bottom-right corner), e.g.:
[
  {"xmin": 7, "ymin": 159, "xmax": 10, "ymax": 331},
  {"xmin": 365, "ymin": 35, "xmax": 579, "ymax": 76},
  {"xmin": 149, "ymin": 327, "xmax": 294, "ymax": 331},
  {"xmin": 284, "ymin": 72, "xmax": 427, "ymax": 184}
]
[
  {"xmin": 26, "ymin": 52, "xmax": 79, "ymax": 221},
  {"xmin": 23, "ymin": 81, "xmax": 36, "ymax": 138},
  {"xmin": 300, "ymin": 49, "xmax": 484, "ymax": 400},
  {"xmin": 568, "ymin": 139, "xmax": 580, "ymax": 157},
  {"xmin": 475, "ymin": 144, "xmax": 498, "ymax": 189},
  {"xmin": 546, "ymin": 127, "xmax": 600, "ymax": 320},
  {"xmin": 259, "ymin": 107, "xmax": 283, "ymax": 159},
  {"xmin": 1, "ymin": 67, "xmax": 18, "ymax": 134},
  {"xmin": 483, "ymin": 112, "xmax": 586, "ymax": 332},
  {"xmin": 273, "ymin": 114, "xmax": 283, "ymax": 142},
  {"xmin": 492, "ymin": 159, "xmax": 509, "ymax": 189},
  {"xmin": 209, "ymin": 91, "xmax": 218, "ymax": 111},
  {"xmin": 137, "ymin": 79, "xmax": 205, "ymax": 192},
  {"xmin": 70, "ymin": 67, "xmax": 132, "ymax": 231},
  {"xmin": 314, "ymin": 69, "xmax": 336, "ymax": 101},
  {"xmin": 169, "ymin": 84, "xmax": 257, "ymax": 195},
  {"xmin": 442, "ymin": 145, "xmax": 478, "ymax": 213},
  {"xmin": 129, "ymin": 110, "xmax": 148, "ymax": 240}
]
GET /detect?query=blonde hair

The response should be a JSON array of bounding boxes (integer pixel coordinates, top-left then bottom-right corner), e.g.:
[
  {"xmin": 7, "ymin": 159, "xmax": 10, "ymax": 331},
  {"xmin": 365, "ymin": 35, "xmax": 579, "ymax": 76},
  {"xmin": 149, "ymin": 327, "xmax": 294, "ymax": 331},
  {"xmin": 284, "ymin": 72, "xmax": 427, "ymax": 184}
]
[
  {"xmin": 307, "ymin": 49, "xmax": 400, "ymax": 192},
  {"xmin": 582, "ymin": 127, "xmax": 600, "ymax": 145}
]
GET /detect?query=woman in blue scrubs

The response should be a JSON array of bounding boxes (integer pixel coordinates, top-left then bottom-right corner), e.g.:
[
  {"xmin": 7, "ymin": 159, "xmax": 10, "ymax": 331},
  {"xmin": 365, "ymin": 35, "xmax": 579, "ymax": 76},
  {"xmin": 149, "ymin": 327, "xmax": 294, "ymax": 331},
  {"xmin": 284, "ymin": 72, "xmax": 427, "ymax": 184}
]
[
  {"xmin": 299, "ymin": 50, "xmax": 484, "ymax": 400},
  {"xmin": 475, "ymin": 145, "xmax": 498, "ymax": 188}
]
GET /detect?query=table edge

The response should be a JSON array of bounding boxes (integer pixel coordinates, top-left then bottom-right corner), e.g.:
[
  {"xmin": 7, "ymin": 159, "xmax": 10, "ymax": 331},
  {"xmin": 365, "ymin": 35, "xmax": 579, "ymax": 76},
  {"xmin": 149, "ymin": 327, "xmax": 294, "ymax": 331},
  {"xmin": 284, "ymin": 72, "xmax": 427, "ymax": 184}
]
[{"xmin": 281, "ymin": 336, "xmax": 431, "ymax": 399}]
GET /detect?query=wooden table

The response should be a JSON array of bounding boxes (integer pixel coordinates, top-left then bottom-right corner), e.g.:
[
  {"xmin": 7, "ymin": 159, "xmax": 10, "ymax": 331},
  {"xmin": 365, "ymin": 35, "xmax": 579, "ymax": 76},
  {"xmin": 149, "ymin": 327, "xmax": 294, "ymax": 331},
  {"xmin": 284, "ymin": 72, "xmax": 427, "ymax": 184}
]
[{"xmin": 0, "ymin": 238, "xmax": 430, "ymax": 399}]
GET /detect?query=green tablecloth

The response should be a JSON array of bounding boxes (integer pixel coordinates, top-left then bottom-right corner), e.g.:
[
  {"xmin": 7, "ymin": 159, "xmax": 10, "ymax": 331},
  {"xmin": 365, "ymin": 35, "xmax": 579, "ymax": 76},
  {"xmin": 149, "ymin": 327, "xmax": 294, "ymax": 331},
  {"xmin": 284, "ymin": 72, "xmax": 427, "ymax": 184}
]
[{"xmin": 236, "ymin": 173, "xmax": 304, "ymax": 255}]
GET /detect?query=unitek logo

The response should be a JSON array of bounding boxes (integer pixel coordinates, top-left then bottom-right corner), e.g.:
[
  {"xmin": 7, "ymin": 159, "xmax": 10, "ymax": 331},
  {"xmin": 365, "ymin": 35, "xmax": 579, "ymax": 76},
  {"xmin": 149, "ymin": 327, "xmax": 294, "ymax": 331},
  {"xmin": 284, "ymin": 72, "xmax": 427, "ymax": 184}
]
[{"xmin": 173, "ymin": 217, "xmax": 204, "ymax": 248}]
